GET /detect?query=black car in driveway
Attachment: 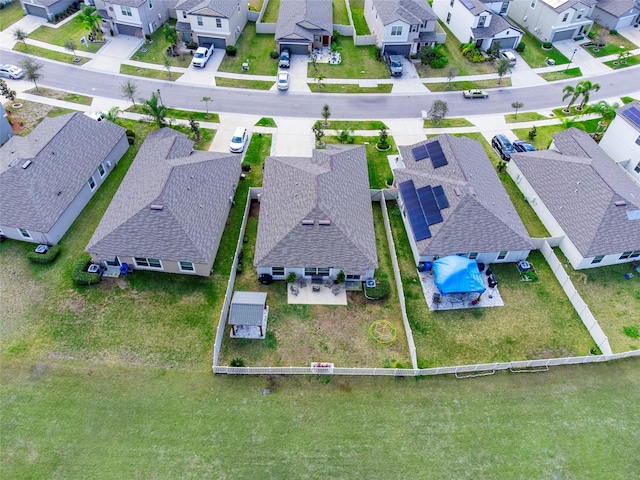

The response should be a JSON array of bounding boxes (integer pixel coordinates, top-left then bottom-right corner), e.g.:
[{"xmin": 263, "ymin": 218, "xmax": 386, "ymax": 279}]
[{"xmin": 491, "ymin": 134, "xmax": 515, "ymax": 161}]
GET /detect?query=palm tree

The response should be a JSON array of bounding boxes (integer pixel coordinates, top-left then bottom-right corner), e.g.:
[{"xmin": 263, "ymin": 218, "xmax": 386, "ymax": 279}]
[
  {"xmin": 142, "ymin": 92, "xmax": 168, "ymax": 128},
  {"xmin": 105, "ymin": 106, "xmax": 121, "ymax": 123},
  {"xmin": 201, "ymin": 96, "xmax": 212, "ymax": 118},
  {"xmin": 562, "ymin": 84, "xmax": 581, "ymax": 113},
  {"xmin": 576, "ymin": 80, "xmax": 600, "ymax": 111},
  {"xmin": 586, "ymin": 100, "xmax": 620, "ymax": 135},
  {"xmin": 13, "ymin": 28, "xmax": 28, "ymax": 50},
  {"xmin": 78, "ymin": 5, "xmax": 102, "ymax": 39}
]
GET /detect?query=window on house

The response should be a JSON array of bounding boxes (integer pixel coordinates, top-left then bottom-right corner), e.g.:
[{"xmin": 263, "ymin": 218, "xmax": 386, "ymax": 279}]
[
  {"xmin": 216, "ymin": 18, "xmax": 222, "ymax": 28},
  {"xmin": 182, "ymin": 11, "xmax": 187, "ymax": 19},
  {"xmin": 410, "ymin": 24, "xmax": 418, "ymax": 33},
  {"xmin": 346, "ymin": 274, "xmax": 360, "ymax": 280},
  {"xmin": 469, "ymin": 252, "xmax": 478, "ymax": 260},
  {"xmin": 238, "ymin": 4, "xmax": 240, "ymax": 13},
  {"xmin": 562, "ymin": 12, "xmax": 569, "ymax": 22},
  {"xmin": 478, "ymin": 16, "xmax": 486, "ymax": 28},
  {"xmin": 121, "ymin": 6, "xmax": 132, "ymax": 16},
  {"xmin": 179, "ymin": 261, "xmax": 195, "ymax": 272},
  {"xmin": 391, "ymin": 26, "xmax": 402, "ymax": 36},
  {"xmin": 498, "ymin": 251, "xmax": 508, "ymax": 260},
  {"xmin": 591, "ymin": 255, "xmax": 605, "ymax": 264},
  {"xmin": 634, "ymin": 162, "xmax": 640, "ymax": 173},
  {"xmin": 18, "ymin": 228, "xmax": 31, "ymax": 239},
  {"xmin": 304, "ymin": 267, "xmax": 331, "ymax": 276},
  {"xmin": 619, "ymin": 251, "xmax": 633, "ymax": 260},
  {"xmin": 98, "ymin": 164, "xmax": 105, "ymax": 177},
  {"xmin": 630, "ymin": 250, "xmax": 640, "ymax": 258},
  {"xmin": 87, "ymin": 176, "xmax": 96, "ymax": 190},
  {"xmin": 530, "ymin": 0, "xmax": 537, "ymax": 8},
  {"xmin": 500, "ymin": 2, "xmax": 509, "ymax": 14},
  {"xmin": 271, "ymin": 267, "xmax": 285, "ymax": 276},
  {"xmin": 450, "ymin": 0, "xmax": 454, "ymax": 6},
  {"xmin": 635, "ymin": 135, "xmax": 640, "ymax": 146},
  {"xmin": 148, "ymin": 0, "xmax": 152, "ymax": 8},
  {"xmin": 134, "ymin": 257, "xmax": 163, "ymax": 269},
  {"xmin": 197, "ymin": 16, "xmax": 203, "ymax": 26},
  {"xmin": 577, "ymin": 9, "xmax": 583, "ymax": 19},
  {"xmin": 446, "ymin": 12, "xmax": 451, "ymax": 24}
]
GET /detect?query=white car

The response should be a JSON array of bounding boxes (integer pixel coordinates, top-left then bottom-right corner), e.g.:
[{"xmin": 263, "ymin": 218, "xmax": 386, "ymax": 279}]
[
  {"xmin": 277, "ymin": 72, "xmax": 289, "ymax": 91},
  {"xmin": 499, "ymin": 51, "xmax": 517, "ymax": 66},
  {"xmin": 0, "ymin": 64, "xmax": 24, "ymax": 80},
  {"xmin": 229, "ymin": 127, "xmax": 248, "ymax": 153}
]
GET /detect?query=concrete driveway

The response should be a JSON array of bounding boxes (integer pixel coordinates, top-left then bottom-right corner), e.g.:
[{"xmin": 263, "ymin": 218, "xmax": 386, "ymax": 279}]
[
  {"xmin": 85, "ymin": 35, "xmax": 144, "ymax": 73},
  {"xmin": 278, "ymin": 54, "xmax": 310, "ymax": 93},
  {"xmin": 271, "ymin": 116, "xmax": 314, "ymax": 156},
  {"xmin": 508, "ymin": 50, "xmax": 545, "ymax": 87}
]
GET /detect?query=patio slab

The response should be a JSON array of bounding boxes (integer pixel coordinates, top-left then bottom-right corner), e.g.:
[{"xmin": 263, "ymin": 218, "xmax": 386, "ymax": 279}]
[
  {"xmin": 419, "ymin": 269, "xmax": 504, "ymax": 311},
  {"xmin": 287, "ymin": 282, "xmax": 348, "ymax": 305}
]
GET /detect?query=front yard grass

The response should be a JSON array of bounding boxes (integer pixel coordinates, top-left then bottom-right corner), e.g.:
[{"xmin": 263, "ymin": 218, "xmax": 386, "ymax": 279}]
[
  {"xmin": 120, "ymin": 64, "xmax": 183, "ymax": 81},
  {"xmin": 513, "ymin": 118, "xmax": 600, "ymax": 150},
  {"xmin": 504, "ymin": 112, "xmax": 549, "ymax": 123},
  {"xmin": 604, "ymin": 54, "xmax": 640, "ymax": 69},
  {"xmin": 387, "ymin": 203, "xmax": 593, "ymax": 367},
  {"xmin": 13, "ymin": 42, "xmax": 91, "ymax": 65},
  {"xmin": 25, "ymin": 87, "xmax": 92, "ymax": 106},
  {"xmin": 327, "ymin": 120, "xmax": 388, "ymax": 130},
  {"xmin": 256, "ymin": 117, "xmax": 277, "ymax": 127},
  {"xmin": 215, "ymin": 77, "xmax": 275, "ymax": 90},
  {"xmin": 423, "ymin": 117, "xmax": 474, "ymax": 128},
  {"xmin": 539, "ymin": 67, "xmax": 582, "ymax": 82},
  {"xmin": 582, "ymin": 27, "xmax": 637, "ymax": 58},
  {"xmin": 129, "ymin": 19, "xmax": 191, "ymax": 68},
  {"xmin": 510, "ymin": 21, "xmax": 569, "ymax": 67},
  {"xmin": 350, "ymin": 0, "xmax": 371, "ymax": 35},
  {"xmin": 126, "ymin": 105, "xmax": 220, "ymax": 123},
  {"xmin": 28, "ymin": 16, "xmax": 103, "ymax": 54},
  {"xmin": 221, "ymin": 202, "xmax": 410, "ymax": 368},
  {"xmin": 333, "ymin": 0, "xmax": 350, "ymax": 25},
  {"xmin": 552, "ymin": 249, "xmax": 640, "ymax": 354},
  {"xmin": 309, "ymin": 83, "xmax": 393, "ymax": 93},
  {"xmin": 218, "ymin": 23, "xmax": 279, "ymax": 76},
  {"xmin": 312, "ymin": 37, "xmax": 389, "ymax": 79},
  {"xmin": 0, "ymin": 1, "xmax": 25, "ymax": 31},
  {"xmin": 427, "ymin": 78, "xmax": 511, "ymax": 91}
]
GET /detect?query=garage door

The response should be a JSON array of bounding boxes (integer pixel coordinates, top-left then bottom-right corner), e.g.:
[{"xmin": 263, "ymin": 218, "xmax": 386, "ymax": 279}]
[
  {"xmin": 24, "ymin": 4, "xmax": 48, "ymax": 18},
  {"xmin": 492, "ymin": 37, "xmax": 517, "ymax": 50},
  {"xmin": 116, "ymin": 23, "xmax": 142, "ymax": 37},
  {"xmin": 383, "ymin": 44, "xmax": 411, "ymax": 56},
  {"xmin": 198, "ymin": 36, "xmax": 226, "ymax": 49},
  {"xmin": 551, "ymin": 29, "xmax": 575, "ymax": 42},
  {"xmin": 280, "ymin": 43, "xmax": 309, "ymax": 55}
]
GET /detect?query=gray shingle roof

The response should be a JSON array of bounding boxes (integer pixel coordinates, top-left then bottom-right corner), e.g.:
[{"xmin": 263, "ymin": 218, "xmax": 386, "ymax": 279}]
[
  {"xmin": 595, "ymin": 0, "xmax": 639, "ymax": 17},
  {"xmin": 175, "ymin": 0, "xmax": 239, "ymax": 18},
  {"xmin": 105, "ymin": 0, "xmax": 147, "ymax": 7},
  {"xmin": 229, "ymin": 291, "xmax": 267, "ymax": 326},
  {"xmin": 472, "ymin": 14, "xmax": 522, "ymax": 38},
  {"xmin": 0, "ymin": 113, "xmax": 126, "ymax": 232},
  {"xmin": 460, "ymin": 0, "xmax": 489, "ymax": 15},
  {"xmin": 615, "ymin": 100, "xmax": 640, "ymax": 132},
  {"xmin": 372, "ymin": 0, "xmax": 436, "ymax": 25},
  {"xmin": 31, "ymin": 0, "xmax": 66, "ymax": 7},
  {"xmin": 86, "ymin": 128, "xmax": 240, "ymax": 264},
  {"xmin": 539, "ymin": 0, "xmax": 597, "ymax": 13},
  {"xmin": 395, "ymin": 135, "xmax": 533, "ymax": 257},
  {"xmin": 254, "ymin": 145, "xmax": 378, "ymax": 275},
  {"xmin": 512, "ymin": 128, "xmax": 640, "ymax": 257},
  {"xmin": 275, "ymin": 0, "xmax": 333, "ymax": 42}
]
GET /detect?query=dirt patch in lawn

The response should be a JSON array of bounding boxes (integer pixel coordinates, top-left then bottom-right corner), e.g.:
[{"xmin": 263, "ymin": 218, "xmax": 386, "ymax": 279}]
[{"xmin": 4, "ymin": 100, "xmax": 74, "ymax": 136}]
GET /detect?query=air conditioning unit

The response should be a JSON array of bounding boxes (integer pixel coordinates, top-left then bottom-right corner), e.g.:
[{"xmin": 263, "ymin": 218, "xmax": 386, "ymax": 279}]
[
  {"xmin": 158, "ymin": 13, "xmax": 161, "ymax": 19},
  {"xmin": 106, "ymin": 161, "xmax": 112, "ymax": 168},
  {"xmin": 523, "ymin": 15, "xmax": 527, "ymax": 22}
]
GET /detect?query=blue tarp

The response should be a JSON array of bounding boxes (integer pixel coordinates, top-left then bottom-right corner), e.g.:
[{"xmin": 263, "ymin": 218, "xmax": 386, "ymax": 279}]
[{"xmin": 433, "ymin": 256, "xmax": 485, "ymax": 295}]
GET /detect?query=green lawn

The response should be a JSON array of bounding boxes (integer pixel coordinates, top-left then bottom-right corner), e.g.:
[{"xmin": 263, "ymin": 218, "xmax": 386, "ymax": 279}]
[
  {"xmin": 333, "ymin": 0, "xmax": 350, "ymax": 25},
  {"xmin": 309, "ymin": 83, "xmax": 393, "ymax": 93},
  {"xmin": 13, "ymin": 42, "xmax": 91, "ymax": 65},
  {"xmin": 0, "ymin": 1, "xmax": 26, "ymax": 31},
  {"xmin": 539, "ymin": 67, "xmax": 582, "ymax": 82},
  {"xmin": 324, "ymin": 135, "xmax": 395, "ymax": 188},
  {"xmin": 604, "ymin": 54, "xmax": 640, "ymax": 70},
  {"xmin": 424, "ymin": 117, "xmax": 474, "ymax": 128},
  {"xmin": 261, "ymin": 0, "xmax": 279, "ymax": 22},
  {"xmin": 510, "ymin": 21, "xmax": 569, "ymax": 67},
  {"xmin": 582, "ymin": 28, "xmax": 637, "ymax": 58},
  {"xmin": 428, "ymin": 78, "xmax": 511, "ymax": 92},
  {"xmin": 327, "ymin": 120, "xmax": 388, "ymax": 130},
  {"xmin": 25, "ymin": 87, "xmax": 92, "ymax": 106},
  {"xmin": 172, "ymin": 125, "xmax": 215, "ymax": 151},
  {"xmin": 255, "ymin": 117, "xmax": 277, "ymax": 127},
  {"xmin": 350, "ymin": 0, "xmax": 371, "ymax": 35},
  {"xmin": 513, "ymin": 119, "xmax": 600, "ymax": 150},
  {"xmin": 215, "ymin": 77, "xmax": 275, "ymax": 90},
  {"xmin": 504, "ymin": 112, "xmax": 549, "ymax": 123},
  {"xmin": 28, "ymin": 17, "xmax": 103, "ymax": 54},
  {"xmin": 129, "ymin": 19, "xmax": 191, "ymax": 68},
  {"xmin": 126, "ymin": 105, "xmax": 220, "ymax": 123},
  {"xmin": 120, "ymin": 64, "xmax": 183, "ymax": 81},
  {"xmin": 312, "ymin": 37, "xmax": 389, "ymax": 78},
  {"xmin": 218, "ymin": 23, "xmax": 279, "ymax": 76}
]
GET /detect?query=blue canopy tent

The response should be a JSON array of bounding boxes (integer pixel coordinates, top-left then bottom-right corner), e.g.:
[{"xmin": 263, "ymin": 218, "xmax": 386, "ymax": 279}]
[{"xmin": 433, "ymin": 256, "xmax": 485, "ymax": 295}]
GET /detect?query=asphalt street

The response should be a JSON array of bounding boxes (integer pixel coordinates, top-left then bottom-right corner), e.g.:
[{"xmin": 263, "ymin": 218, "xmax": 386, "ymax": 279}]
[{"xmin": 0, "ymin": 50, "xmax": 636, "ymax": 118}]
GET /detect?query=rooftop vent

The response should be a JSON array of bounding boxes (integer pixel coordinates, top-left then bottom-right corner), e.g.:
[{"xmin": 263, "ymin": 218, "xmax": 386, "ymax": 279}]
[
  {"xmin": 21, "ymin": 160, "xmax": 32, "ymax": 169},
  {"xmin": 454, "ymin": 187, "xmax": 462, "ymax": 196},
  {"xmin": 302, "ymin": 219, "xmax": 314, "ymax": 225},
  {"xmin": 468, "ymin": 187, "xmax": 475, "ymax": 196},
  {"xmin": 318, "ymin": 220, "xmax": 331, "ymax": 226},
  {"xmin": 150, "ymin": 204, "xmax": 164, "ymax": 210},
  {"xmin": 615, "ymin": 200, "xmax": 627, "ymax": 207}
]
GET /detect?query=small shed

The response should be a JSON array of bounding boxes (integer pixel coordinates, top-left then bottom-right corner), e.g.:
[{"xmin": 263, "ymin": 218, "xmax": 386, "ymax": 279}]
[{"xmin": 228, "ymin": 291, "xmax": 268, "ymax": 339}]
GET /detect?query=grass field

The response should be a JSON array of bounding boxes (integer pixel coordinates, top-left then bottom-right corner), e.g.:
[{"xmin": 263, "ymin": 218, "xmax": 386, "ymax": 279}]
[
  {"xmin": 0, "ymin": 1, "xmax": 25, "ymax": 31},
  {"xmin": 28, "ymin": 17, "xmax": 103, "ymax": 54},
  {"xmin": 504, "ymin": 112, "xmax": 549, "ymax": 123},
  {"xmin": 427, "ymin": 78, "xmax": 511, "ymax": 92},
  {"xmin": 13, "ymin": 42, "xmax": 91, "ymax": 65},
  {"xmin": 350, "ymin": 0, "xmax": 371, "ymax": 35},
  {"xmin": 255, "ymin": 117, "xmax": 277, "ymax": 127},
  {"xmin": 218, "ymin": 23, "xmax": 279, "ymax": 76},
  {"xmin": 539, "ymin": 67, "xmax": 582, "ymax": 82},
  {"xmin": 327, "ymin": 120, "xmax": 388, "ymax": 130},
  {"xmin": 513, "ymin": 118, "xmax": 600, "ymax": 150},
  {"xmin": 510, "ymin": 21, "xmax": 569, "ymax": 67},
  {"xmin": 25, "ymin": 87, "xmax": 92, "ymax": 106},
  {"xmin": 582, "ymin": 27, "xmax": 637, "ymax": 58},
  {"xmin": 129, "ymin": 19, "xmax": 191, "ymax": 68},
  {"xmin": 604, "ymin": 54, "xmax": 640, "ymax": 70},
  {"xmin": 333, "ymin": 0, "xmax": 350, "ymax": 25},
  {"xmin": 309, "ymin": 83, "xmax": 393, "ymax": 93},
  {"xmin": 261, "ymin": 0, "xmax": 279, "ymax": 22},
  {"xmin": 120, "ymin": 64, "xmax": 183, "ymax": 81},
  {"xmin": 126, "ymin": 105, "xmax": 220, "ymax": 123},
  {"xmin": 216, "ymin": 77, "xmax": 275, "ymax": 90},
  {"xmin": 424, "ymin": 117, "xmax": 474, "ymax": 128},
  {"xmin": 312, "ymin": 37, "xmax": 389, "ymax": 79}
]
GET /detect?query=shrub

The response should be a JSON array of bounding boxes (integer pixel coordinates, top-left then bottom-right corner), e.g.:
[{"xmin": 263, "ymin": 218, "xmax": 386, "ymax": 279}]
[
  {"xmin": 609, "ymin": 29, "xmax": 618, "ymax": 35},
  {"xmin": 588, "ymin": 31, "xmax": 596, "ymax": 39},
  {"xmin": 236, "ymin": 263, "xmax": 243, "ymax": 274},
  {"xmin": 186, "ymin": 41, "xmax": 198, "ymax": 50},
  {"xmin": 286, "ymin": 272, "xmax": 297, "ymax": 284},
  {"xmin": 72, "ymin": 254, "xmax": 100, "ymax": 285},
  {"xmin": 574, "ymin": 35, "xmax": 584, "ymax": 41},
  {"xmin": 542, "ymin": 41, "xmax": 553, "ymax": 49},
  {"xmin": 365, "ymin": 279, "xmax": 390, "ymax": 300},
  {"xmin": 386, "ymin": 174, "xmax": 394, "ymax": 186},
  {"xmin": 229, "ymin": 358, "xmax": 245, "ymax": 367},
  {"xmin": 623, "ymin": 326, "xmax": 639, "ymax": 338},
  {"xmin": 269, "ymin": 50, "xmax": 279, "ymax": 59},
  {"xmin": 429, "ymin": 56, "xmax": 448, "ymax": 68},
  {"xmin": 515, "ymin": 42, "xmax": 525, "ymax": 53},
  {"xmin": 225, "ymin": 45, "xmax": 237, "ymax": 56},
  {"xmin": 27, "ymin": 244, "xmax": 61, "ymax": 264},
  {"xmin": 528, "ymin": 125, "xmax": 538, "ymax": 140},
  {"xmin": 375, "ymin": 46, "xmax": 383, "ymax": 61},
  {"xmin": 126, "ymin": 128, "xmax": 136, "ymax": 145},
  {"xmin": 241, "ymin": 161, "xmax": 251, "ymax": 172},
  {"xmin": 336, "ymin": 270, "xmax": 345, "ymax": 284}
]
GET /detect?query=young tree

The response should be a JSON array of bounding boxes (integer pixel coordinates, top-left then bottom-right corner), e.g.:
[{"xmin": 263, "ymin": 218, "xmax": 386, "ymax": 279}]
[
  {"xmin": 20, "ymin": 57, "xmax": 43, "ymax": 93},
  {"xmin": 528, "ymin": 125, "xmax": 537, "ymax": 140},
  {"xmin": 487, "ymin": 41, "xmax": 501, "ymax": 60},
  {"xmin": 120, "ymin": 79, "xmax": 138, "ymax": 106},
  {"xmin": 321, "ymin": 104, "xmax": 331, "ymax": 126},
  {"xmin": 312, "ymin": 120, "xmax": 325, "ymax": 146},
  {"xmin": 315, "ymin": 73, "xmax": 325, "ymax": 88},
  {"xmin": 189, "ymin": 117, "xmax": 201, "ymax": 140},
  {"xmin": 338, "ymin": 128, "xmax": 353, "ymax": 144},
  {"xmin": 163, "ymin": 54, "xmax": 172, "ymax": 79},
  {"xmin": 427, "ymin": 99, "xmax": 449, "ymax": 125},
  {"xmin": 163, "ymin": 24, "xmax": 178, "ymax": 56},
  {"xmin": 446, "ymin": 67, "xmax": 457, "ymax": 89},
  {"xmin": 78, "ymin": 5, "xmax": 102, "ymax": 38},
  {"xmin": 586, "ymin": 100, "xmax": 620, "ymax": 134},
  {"xmin": 64, "ymin": 39, "xmax": 78, "ymax": 59},
  {"xmin": 0, "ymin": 79, "xmax": 17, "ymax": 103},
  {"xmin": 377, "ymin": 127, "xmax": 389, "ymax": 150},
  {"xmin": 419, "ymin": 45, "xmax": 437, "ymax": 65},
  {"xmin": 142, "ymin": 91, "xmax": 168, "ymax": 128},
  {"xmin": 496, "ymin": 58, "xmax": 511, "ymax": 85},
  {"xmin": 201, "ymin": 96, "xmax": 212, "ymax": 118},
  {"xmin": 511, "ymin": 101, "xmax": 524, "ymax": 118},
  {"xmin": 105, "ymin": 106, "xmax": 121, "ymax": 123},
  {"xmin": 595, "ymin": 29, "xmax": 607, "ymax": 47},
  {"xmin": 576, "ymin": 80, "xmax": 600, "ymax": 111},
  {"xmin": 13, "ymin": 28, "xmax": 28, "ymax": 50},
  {"xmin": 562, "ymin": 84, "xmax": 581, "ymax": 113}
]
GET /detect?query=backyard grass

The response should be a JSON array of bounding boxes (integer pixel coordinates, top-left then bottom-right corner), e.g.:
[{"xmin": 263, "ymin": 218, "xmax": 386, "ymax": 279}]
[
  {"xmin": 215, "ymin": 77, "xmax": 275, "ymax": 90},
  {"xmin": 129, "ymin": 19, "xmax": 191, "ymax": 68},
  {"xmin": 172, "ymin": 125, "xmax": 215, "ymax": 151},
  {"xmin": 504, "ymin": 112, "xmax": 549, "ymax": 123},
  {"xmin": 324, "ymin": 135, "xmax": 395, "ymax": 189},
  {"xmin": 0, "ymin": 1, "xmax": 25, "ymax": 31},
  {"xmin": 218, "ymin": 23, "xmax": 279, "ymax": 76},
  {"xmin": 221, "ymin": 203, "xmax": 410, "ymax": 368},
  {"xmin": 255, "ymin": 117, "xmax": 277, "ymax": 127},
  {"xmin": 312, "ymin": 37, "xmax": 389, "ymax": 79},
  {"xmin": 126, "ymin": 105, "xmax": 220, "ymax": 123},
  {"xmin": 248, "ymin": 0, "xmax": 263, "ymax": 11},
  {"xmin": 604, "ymin": 54, "xmax": 640, "ymax": 69},
  {"xmin": 261, "ymin": 0, "xmax": 279, "ymax": 22},
  {"xmin": 308, "ymin": 83, "xmax": 393, "ymax": 93},
  {"xmin": 423, "ymin": 117, "xmax": 474, "ymax": 128},
  {"xmin": 25, "ymin": 87, "xmax": 92, "ymax": 106},
  {"xmin": 513, "ymin": 118, "xmax": 600, "ymax": 150},
  {"xmin": 28, "ymin": 16, "xmax": 103, "ymax": 54},
  {"xmin": 553, "ymin": 249, "xmax": 640, "ymax": 354},
  {"xmin": 427, "ymin": 78, "xmax": 511, "ymax": 91},
  {"xmin": 539, "ymin": 67, "xmax": 582, "ymax": 82},
  {"xmin": 510, "ymin": 21, "xmax": 569, "ymax": 67},
  {"xmin": 333, "ymin": 0, "xmax": 350, "ymax": 25},
  {"xmin": 387, "ymin": 202, "xmax": 592, "ymax": 367},
  {"xmin": 120, "ymin": 64, "xmax": 183, "ymax": 81},
  {"xmin": 350, "ymin": 0, "xmax": 371, "ymax": 35},
  {"xmin": 13, "ymin": 42, "xmax": 91, "ymax": 65},
  {"xmin": 326, "ymin": 120, "xmax": 388, "ymax": 130}
]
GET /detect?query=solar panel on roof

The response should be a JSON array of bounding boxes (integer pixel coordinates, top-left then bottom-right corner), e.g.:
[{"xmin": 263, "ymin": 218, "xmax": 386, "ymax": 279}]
[
  {"xmin": 412, "ymin": 144, "xmax": 429, "ymax": 161},
  {"xmin": 622, "ymin": 106, "xmax": 640, "ymax": 128},
  {"xmin": 399, "ymin": 180, "xmax": 431, "ymax": 240},
  {"xmin": 427, "ymin": 141, "xmax": 448, "ymax": 169},
  {"xmin": 417, "ymin": 185, "xmax": 444, "ymax": 226},
  {"xmin": 433, "ymin": 185, "xmax": 450, "ymax": 209},
  {"xmin": 460, "ymin": 0, "xmax": 476, "ymax": 10}
]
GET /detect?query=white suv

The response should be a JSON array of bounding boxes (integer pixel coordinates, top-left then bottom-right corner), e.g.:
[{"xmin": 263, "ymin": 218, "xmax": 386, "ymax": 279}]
[
  {"xmin": 229, "ymin": 127, "xmax": 249, "ymax": 153},
  {"xmin": 499, "ymin": 51, "xmax": 517, "ymax": 66}
]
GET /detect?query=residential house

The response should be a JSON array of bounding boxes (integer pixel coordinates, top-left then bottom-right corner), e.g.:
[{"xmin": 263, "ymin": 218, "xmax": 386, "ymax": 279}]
[
  {"xmin": 20, "ymin": 0, "xmax": 76, "ymax": 20},
  {"xmin": 86, "ymin": 128, "xmax": 240, "ymax": 276},
  {"xmin": 175, "ymin": 0, "xmax": 247, "ymax": 47},
  {"xmin": 275, "ymin": 0, "xmax": 332, "ymax": 54},
  {"xmin": 93, "ymin": 0, "xmax": 170, "ymax": 37},
  {"xmin": 597, "ymin": 101, "xmax": 640, "ymax": 183},
  {"xmin": 0, "ymin": 104, "xmax": 13, "ymax": 147},
  {"xmin": 364, "ymin": 0, "xmax": 446, "ymax": 55},
  {"xmin": 393, "ymin": 135, "xmax": 533, "ymax": 265},
  {"xmin": 508, "ymin": 128, "xmax": 640, "ymax": 269},
  {"xmin": 254, "ymin": 145, "xmax": 378, "ymax": 282},
  {"xmin": 592, "ymin": 0, "xmax": 640, "ymax": 30},
  {"xmin": 0, "ymin": 112, "xmax": 128, "ymax": 245},
  {"xmin": 508, "ymin": 0, "xmax": 595, "ymax": 43}
]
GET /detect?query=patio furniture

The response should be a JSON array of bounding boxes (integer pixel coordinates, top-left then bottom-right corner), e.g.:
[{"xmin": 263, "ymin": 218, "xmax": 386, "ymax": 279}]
[
  {"xmin": 432, "ymin": 292, "xmax": 442, "ymax": 304},
  {"xmin": 324, "ymin": 278, "xmax": 334, "ymax": 288},
  {"xmin": 331, "ymin": 285, "xmax": 341, "ymax": 295},
  {"xmin": 313, "ymin": 285, "xmax": 321, "ymax": 292},
  {"xmin": 298, "ymin": 279, "xmax": 307, "ymax": 288},
  {"xmin": 290, "ymin": 285, "xmax": 299, "ymax": 296}
]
